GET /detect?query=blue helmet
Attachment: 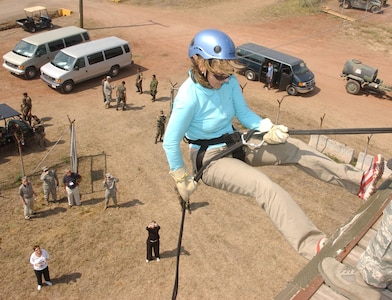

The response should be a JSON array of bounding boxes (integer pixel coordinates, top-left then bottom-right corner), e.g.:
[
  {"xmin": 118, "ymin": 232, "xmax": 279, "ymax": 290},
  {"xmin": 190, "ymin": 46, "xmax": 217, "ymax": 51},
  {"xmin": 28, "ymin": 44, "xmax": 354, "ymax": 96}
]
[{"xmin": 188, "ymin": 29, "xmax": 236, "ymax": 60}]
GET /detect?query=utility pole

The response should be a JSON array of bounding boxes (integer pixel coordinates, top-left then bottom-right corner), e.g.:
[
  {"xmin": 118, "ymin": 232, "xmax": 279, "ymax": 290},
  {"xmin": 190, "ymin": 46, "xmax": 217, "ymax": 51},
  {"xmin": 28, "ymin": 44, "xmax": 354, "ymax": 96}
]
[{"xmin": 79, "ymin": 0, "xmax": 84, "ymax": 28}]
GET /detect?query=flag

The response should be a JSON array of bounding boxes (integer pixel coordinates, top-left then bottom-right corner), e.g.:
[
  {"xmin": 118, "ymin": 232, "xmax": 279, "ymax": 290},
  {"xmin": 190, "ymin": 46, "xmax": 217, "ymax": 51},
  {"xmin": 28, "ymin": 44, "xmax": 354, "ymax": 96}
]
[{"xmin": 70, "ymin": 121, "xmax": 78, "ymax": 172}]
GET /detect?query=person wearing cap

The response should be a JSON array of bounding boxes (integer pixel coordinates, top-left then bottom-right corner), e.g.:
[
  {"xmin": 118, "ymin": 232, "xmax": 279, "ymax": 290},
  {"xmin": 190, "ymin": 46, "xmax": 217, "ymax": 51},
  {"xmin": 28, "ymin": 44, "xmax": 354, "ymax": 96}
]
[
  {"xmin": 104, "ymin": 76, "xmax": 116, "ymax": 108},
  {"xmin": 102, "ymin": 173, "xmax": 119, "ymax": 210},
  {"xmin": 155, "ymin": 110, "xmax": 166, "ymax": 144},
  {"xmin": 162, "ymin": 29, "xmax": 384, "ymax": 260},
  {"xmin": 150, "ymin": 74, "xmax": 158, "ymax": 102},
  {"xmin": 40, "ymin": 166, "xmax": 59, "ymax": 204}
]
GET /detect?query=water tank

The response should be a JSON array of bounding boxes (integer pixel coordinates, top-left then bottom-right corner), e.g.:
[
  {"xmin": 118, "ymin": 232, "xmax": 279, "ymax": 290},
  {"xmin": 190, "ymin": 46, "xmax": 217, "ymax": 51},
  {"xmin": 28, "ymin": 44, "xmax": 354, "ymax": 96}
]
[{"xmin": 342, "ymin": 59, "xmax": 378, "ymax": 82}]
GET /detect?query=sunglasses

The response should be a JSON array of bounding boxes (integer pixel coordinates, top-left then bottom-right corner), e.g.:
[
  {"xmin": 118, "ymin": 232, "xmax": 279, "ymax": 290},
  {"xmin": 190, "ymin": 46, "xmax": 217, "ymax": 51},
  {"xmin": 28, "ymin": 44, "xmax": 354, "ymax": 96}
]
[{"xmin": 213, "ymin": 73, "xmax": 231, "ymax": 81}]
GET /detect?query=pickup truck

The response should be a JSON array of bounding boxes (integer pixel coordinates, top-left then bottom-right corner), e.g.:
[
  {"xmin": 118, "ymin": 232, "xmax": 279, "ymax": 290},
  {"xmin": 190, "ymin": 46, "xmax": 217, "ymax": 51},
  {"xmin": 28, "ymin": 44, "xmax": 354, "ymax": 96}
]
[{"xmin": 16, "ymin": 6, "xmax": 53, "ymax": 33}]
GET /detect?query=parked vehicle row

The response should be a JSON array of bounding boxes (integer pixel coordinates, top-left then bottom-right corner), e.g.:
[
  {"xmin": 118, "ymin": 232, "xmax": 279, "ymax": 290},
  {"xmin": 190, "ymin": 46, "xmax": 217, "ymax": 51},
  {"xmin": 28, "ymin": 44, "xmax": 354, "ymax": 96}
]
[
  {"xmin": 3, "ymin": 26, "xmax": 90, "ymax": 80},
  {"xmin": 2, "ymin": 25, "xmax": 388, "ymax": 99},
  {"xmin": 2, "ymin": 26, "xmax": 133, "ymax": 93}
]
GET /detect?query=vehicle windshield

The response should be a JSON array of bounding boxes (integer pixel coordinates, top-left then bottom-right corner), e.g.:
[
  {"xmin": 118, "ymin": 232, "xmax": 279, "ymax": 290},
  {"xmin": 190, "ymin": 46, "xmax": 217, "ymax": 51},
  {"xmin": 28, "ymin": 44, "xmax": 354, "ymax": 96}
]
[
  {"xmin": 51, "ymin": 52, "xmax": 76, "ymax": 71},
  {"xmin": 292, "ymin": 62, "xmax": 310, "ymax": 75},
  {"xmin": 12, "ymin": 41, "xmax": 37, "ymax": 58}
]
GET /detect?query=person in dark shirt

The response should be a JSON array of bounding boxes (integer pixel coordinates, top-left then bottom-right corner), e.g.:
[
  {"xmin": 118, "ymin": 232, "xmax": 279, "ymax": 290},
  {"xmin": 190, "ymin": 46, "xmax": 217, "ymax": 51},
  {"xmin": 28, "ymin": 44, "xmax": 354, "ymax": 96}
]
[
  {"xmin": 62, "ymin": 169, "xmax": 82, "ymax": 207},
  {"xmin": 146, "ymin": 221, "xmax": 160, "ymax": 262}
]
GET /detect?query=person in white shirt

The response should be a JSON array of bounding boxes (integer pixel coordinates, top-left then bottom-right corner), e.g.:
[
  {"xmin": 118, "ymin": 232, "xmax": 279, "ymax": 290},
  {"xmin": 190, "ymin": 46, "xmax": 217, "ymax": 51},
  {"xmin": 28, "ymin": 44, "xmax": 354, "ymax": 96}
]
[{"xmin": 30, "ymin": 245, "xmax": 52, "ymax": 291}]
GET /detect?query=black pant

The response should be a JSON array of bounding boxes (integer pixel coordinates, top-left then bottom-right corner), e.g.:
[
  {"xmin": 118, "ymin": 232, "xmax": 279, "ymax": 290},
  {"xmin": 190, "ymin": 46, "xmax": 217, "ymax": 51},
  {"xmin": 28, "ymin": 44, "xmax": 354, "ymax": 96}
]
[
  {"xmin": 34, "ymin": 266, "xmax": 50, "ymax": 285},
  {"xmin": 146, "ymin": 239, "xmax": 160, "ymax": 261}
]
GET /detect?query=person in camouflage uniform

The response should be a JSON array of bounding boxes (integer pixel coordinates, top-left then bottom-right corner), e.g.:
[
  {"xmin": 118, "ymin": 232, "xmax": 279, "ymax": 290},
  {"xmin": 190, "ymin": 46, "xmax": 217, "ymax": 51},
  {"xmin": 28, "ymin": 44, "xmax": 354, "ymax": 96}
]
[
  {"xmin": 32, "ymin": 115, "xmax": 46, "ymax": 148},
  {"xmin": 135, "ymin": 67, "xmax": 143, "ymax": 94},
  {"xmin": 116, "ymin": 81, "xmax": 127, "ymax": 111},
  {"xmin": 40, "ymin": 166, "xmax": 59, "ymax": 204},
  {"xmin": 102, "ymin": 173, "xmax": 119, "ymax": 210},
  {"xmin": 357, "ymin": 200, "xmax": 392, "ymax": 289},
  {"xmin": 319, "ymin": 200, "xmax": 392, "ymax": 300},
  {"xmin": 155, "ymin": 110, "xmax": 166, "ymax": 144},
  {"xmin": 21, "ymin": 92, "xmax": 32, "ymax": 125},
  {"xmin": 150, "ymin": 74, "xmax": 158, "ymax": 102}
]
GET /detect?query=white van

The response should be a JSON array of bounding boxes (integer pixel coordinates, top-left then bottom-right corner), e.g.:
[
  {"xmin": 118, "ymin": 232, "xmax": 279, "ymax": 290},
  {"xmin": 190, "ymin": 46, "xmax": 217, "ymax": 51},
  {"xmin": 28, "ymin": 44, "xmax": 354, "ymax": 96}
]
[
  {"xmin": 40, "ymin": 36, "xmax": 133, "ymax": 93},
  {"xmin": 3, "ymin": 26, "xmax": 90, "ymax": 79}
]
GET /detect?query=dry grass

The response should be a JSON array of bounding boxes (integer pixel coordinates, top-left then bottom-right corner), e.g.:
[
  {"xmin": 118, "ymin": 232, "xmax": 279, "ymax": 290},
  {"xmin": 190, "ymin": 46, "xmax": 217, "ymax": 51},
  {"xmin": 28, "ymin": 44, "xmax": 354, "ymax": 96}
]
[{"xmin": 1, "ymin": 0, "xmax": 392, "ymax": 299}]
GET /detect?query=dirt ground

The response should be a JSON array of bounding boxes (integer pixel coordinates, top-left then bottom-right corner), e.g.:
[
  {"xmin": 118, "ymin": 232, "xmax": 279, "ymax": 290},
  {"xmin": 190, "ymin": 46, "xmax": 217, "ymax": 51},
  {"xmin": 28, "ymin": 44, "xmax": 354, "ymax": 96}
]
[{"xmin": 1, "ymin": 0, "xmax": 392, "ymax": 299}]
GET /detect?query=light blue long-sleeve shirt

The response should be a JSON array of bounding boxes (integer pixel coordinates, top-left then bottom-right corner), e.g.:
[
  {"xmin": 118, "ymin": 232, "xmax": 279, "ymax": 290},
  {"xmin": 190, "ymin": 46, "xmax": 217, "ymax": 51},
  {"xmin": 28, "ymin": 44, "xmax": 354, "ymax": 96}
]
[{"xmin": 163, "ymin": 72, "xmax": 263, "ymax": 171}]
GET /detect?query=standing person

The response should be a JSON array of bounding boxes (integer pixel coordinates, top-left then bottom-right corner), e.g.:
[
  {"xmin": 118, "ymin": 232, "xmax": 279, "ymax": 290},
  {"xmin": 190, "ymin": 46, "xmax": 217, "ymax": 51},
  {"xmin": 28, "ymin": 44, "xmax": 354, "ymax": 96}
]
[
  {"xmin": 116, "ymin": 81, "xmax": 127, "ymax": 111},
  {"xmin": 30, "ymin": 245, "xmax": 52, "ymax": 291},
  {"xmin": 104, "ymin": 76, "xmax": 115, "ymax": 108},
  {"xmin": 21, "ymin": 92, "xmax": 32, "ymax": 125},
  {"xmin": 102, "ymin": 173, "xmax": 119, "ymax": 210},
  {"xmin": 155, "ymin": 110, "xmax": 166, "ymax": 144},
  {"xmin": 146, "ymin": 221, "xmax": 161, "ymax": 262},
  {"xmin": 32, "ymin": 115, "xmax": 46, "ymax": 148},
  {"xmin": 150, "ymin": 74, "xmax": 158, "ymax": 102},
  {"xmin": 18, "ymin": 176, "xmax": 37, "ymax": 220},
  {"xmin": 40, "ymin": 166, "xmax": 59, "ymax": 204},
  {"xmin": 265, "ymin": 62, "xmax": 273, "ymax": 90},
  {"xmin": 101, "ymin": 77, "xmax": 107, "ymax": 103},
  {"xmin": 135, "ymin": 67, "xmax": 143, "ymax": 94},
  {"xmin": 318, "ymin": 200, "xmax": 392, "ymax": 300},
  {"xmin": 63, "ymin": 169, "xmax": 82, "ymax": 208},
  {"xmin": 10, "ymin": 122, "xmax": 25, "ymax": 146},
  {"xmin": 162, "ymin": 29, "xmax": 384, "ymax": 260}
]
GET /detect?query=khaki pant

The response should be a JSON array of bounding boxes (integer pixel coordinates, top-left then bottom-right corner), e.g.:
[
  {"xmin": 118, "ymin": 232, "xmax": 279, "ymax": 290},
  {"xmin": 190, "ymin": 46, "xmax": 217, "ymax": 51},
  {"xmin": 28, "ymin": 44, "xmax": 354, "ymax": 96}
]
[
  {"xmin": 23, "ymin": 197, "xmax": 34, "ymax": 218},
  {"xmin": 66, "ymin": 186, "xmax": 81, "ymax": 206},
  {"xmin": 192, "ymin": 137, "xmax": 363, "ymax": 260}
]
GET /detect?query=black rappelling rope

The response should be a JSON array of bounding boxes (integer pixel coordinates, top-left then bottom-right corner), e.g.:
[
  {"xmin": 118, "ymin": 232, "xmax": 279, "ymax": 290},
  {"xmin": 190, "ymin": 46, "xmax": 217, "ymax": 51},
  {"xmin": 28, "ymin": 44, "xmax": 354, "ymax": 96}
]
[
  {"xmin": 171, "ymin": 130, "xmax": 256, "ymax": 299},
  {"xmin": 172, "ymin": 196, "xmax": 187, "ymax": 300}
]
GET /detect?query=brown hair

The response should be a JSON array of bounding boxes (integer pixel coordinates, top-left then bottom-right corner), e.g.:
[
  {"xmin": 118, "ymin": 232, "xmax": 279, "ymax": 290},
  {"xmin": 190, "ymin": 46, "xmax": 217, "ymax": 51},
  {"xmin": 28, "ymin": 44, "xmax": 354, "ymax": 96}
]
[
  {"xmin": 190, "ymin": 55, "xmax": 244, "ymax": 88},
  {"xmin": 33, "ymin": 245, "xmax": 40, "ymax": 251}
]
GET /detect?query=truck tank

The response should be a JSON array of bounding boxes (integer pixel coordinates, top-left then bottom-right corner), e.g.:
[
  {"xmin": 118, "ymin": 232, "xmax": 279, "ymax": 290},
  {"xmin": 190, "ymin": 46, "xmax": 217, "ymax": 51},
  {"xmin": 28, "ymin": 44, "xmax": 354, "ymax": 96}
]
[{"xmin": 342, "ymin": 59, "xmax": 378, "ymax": 82}]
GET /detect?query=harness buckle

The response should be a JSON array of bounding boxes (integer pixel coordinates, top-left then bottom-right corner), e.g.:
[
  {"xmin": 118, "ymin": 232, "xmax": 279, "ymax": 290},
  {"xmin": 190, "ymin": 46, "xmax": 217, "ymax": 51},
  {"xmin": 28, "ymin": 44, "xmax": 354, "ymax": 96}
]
[{"xmin": 241, "ymin": 131, "xmax": 265, "ymax": 149}]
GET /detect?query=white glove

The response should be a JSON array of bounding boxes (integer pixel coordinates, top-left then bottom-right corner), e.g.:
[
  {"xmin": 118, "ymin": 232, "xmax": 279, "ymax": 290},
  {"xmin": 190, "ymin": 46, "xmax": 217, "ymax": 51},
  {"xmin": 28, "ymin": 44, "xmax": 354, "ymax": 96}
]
[
  {"xmin": 258, "ymin": 118, "xmax": 273, "ymax": 133},
  {"xmin": 263, "ymin": 125, "xmax": 289, "ymax": 144},
  {"xmin": 169, "ymin": 167, "xmax": 198, "ymax": 201}
]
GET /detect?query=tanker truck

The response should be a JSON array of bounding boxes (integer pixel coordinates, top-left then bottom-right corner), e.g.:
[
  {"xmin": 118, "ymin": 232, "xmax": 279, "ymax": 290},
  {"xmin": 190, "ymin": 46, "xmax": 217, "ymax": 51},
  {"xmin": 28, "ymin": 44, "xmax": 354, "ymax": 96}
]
[{"xmin": 341, "ymin": 59, "xmax": 392, "ymax": 99}]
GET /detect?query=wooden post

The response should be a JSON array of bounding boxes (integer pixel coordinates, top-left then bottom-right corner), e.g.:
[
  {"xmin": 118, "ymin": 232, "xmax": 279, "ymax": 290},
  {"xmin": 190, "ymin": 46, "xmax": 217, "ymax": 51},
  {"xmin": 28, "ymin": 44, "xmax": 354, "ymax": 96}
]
[{"xmin": 79, "ymin": 0, "xmax": 84, "ymax": 28}]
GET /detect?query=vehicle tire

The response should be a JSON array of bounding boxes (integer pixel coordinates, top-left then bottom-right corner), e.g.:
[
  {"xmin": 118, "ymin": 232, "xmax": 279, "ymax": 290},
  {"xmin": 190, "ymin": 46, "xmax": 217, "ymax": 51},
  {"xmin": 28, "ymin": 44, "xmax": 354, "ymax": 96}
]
[
  {"xmin": 342, "ymin": 1, "xmax": 351, "ymax": 9},
  {"xmin": 245, "ymin": 70, "xmax": 256, "ymax": 81},
  {"xmin": 370, "ymin": 6, "xmax": 381, "ymax": 13},
  {"xmin": 30, "ymin": 26, "xmax": 36, "ymax": 33},
  {"xmin": 62, "ymin": 80, "xmax": 74, "ymax": 93},
  {"xmin": 25, "ymin": 67, "xmax": 37, "ymax": 80},
  {"xmin": 49, "ymin": 23, "xmax": 54, "ymax": 28},
  {"xmin": 286, "ymin": 85, "xmax": 297, "ymax": 96},
  {"xmin": 109, "ymin": 65, "xmax": 120, "ymax": 77},
  {"xmin": 346, "ymin": 80, "xmax": 360, "ymax": 95}
]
